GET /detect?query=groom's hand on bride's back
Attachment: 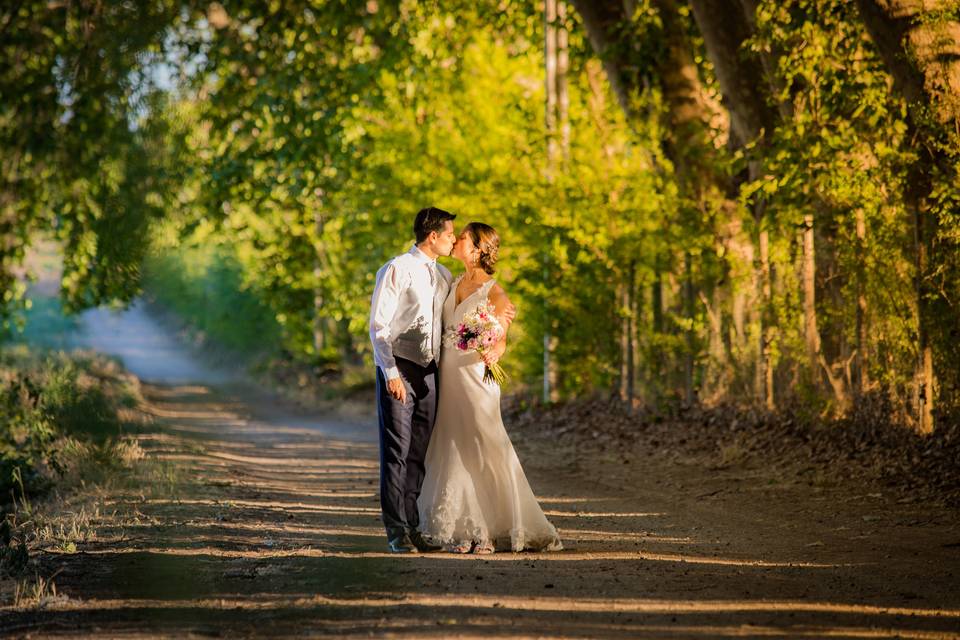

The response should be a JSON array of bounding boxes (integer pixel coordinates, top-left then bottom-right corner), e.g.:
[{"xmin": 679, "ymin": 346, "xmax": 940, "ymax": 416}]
[
  {"xmin": 387, "ymin": 377, "xmax": 407, "ymax": 403},
  {"xmin": 504, "ymin": 302, "xmax": 517, "ymax": 325}
]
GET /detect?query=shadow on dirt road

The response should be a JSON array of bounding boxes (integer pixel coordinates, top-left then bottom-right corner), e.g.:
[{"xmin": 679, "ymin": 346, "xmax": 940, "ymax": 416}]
[{"xmin": 1, "ymin": 299, "xmax": 959, "ymax": 638}]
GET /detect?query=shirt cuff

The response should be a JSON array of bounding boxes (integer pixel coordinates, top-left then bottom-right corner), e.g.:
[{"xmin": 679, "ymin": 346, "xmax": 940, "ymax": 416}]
[{"xmin": 381, "ymin": 366, "xmax": 400, "ymax": 380}]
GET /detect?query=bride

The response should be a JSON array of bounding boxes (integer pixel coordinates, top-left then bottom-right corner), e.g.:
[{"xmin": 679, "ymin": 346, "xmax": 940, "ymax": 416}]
[{"xmin": 418, "ymin": 222, "xmax": 563, "ymax": 554}]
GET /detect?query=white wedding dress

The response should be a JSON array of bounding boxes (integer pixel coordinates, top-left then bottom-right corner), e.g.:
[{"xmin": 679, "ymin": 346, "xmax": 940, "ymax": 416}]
[{"xmin": 418, "ymin": 276, "xmax": 562, "ymax": 552}]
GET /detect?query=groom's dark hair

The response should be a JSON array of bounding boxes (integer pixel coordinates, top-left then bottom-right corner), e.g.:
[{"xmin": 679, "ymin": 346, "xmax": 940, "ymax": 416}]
[{"xmin": 414, "ymin": 207, "xmax": 456, "ymax": 244}]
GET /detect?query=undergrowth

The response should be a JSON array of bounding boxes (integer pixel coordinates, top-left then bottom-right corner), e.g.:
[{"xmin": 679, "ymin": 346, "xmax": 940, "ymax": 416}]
[{"xmin": 0, "ymin": 347, "xmax": 175, "ymax": 608}]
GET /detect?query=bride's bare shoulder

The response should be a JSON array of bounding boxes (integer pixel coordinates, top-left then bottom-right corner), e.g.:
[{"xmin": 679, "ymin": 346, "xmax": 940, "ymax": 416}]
[{"xmin": 488, "ymin": 282, "xmax": 509, "ymax": 304}]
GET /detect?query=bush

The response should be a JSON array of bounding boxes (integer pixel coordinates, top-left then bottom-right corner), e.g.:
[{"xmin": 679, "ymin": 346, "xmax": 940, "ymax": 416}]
[
  {"xmin": 0, "ymin": 349, "xmax": 137, "ymax": 507},
  {"xmin": 142, "ymin": 243, "xmax": 283, "ymax": 357}
]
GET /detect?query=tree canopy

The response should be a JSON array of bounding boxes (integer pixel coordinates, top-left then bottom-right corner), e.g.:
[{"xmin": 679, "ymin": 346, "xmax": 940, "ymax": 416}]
[{"xmin": 4, "ymin": 0, "xmax": 960, "ymax": 431}]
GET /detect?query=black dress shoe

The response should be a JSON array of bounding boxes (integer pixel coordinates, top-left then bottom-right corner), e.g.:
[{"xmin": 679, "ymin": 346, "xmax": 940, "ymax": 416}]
[
  {"xmin": 409, "ymin": 530, "xmax": 442, "ymax": 553},
  {"xmin": 388, "ymin": 535, "xmax": 418, "ymax": 553}
]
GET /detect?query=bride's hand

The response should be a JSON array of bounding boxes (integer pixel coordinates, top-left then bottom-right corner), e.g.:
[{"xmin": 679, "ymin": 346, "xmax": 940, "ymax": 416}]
[{"xmin": 482, "ymin": 343, "xmax": 506, "ymax": 366}]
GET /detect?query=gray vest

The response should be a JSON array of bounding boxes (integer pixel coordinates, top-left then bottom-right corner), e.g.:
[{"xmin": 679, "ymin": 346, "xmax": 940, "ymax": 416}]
[{"xmin": 391, "ymin": 275, "xmax": 449, "ymax": 367}]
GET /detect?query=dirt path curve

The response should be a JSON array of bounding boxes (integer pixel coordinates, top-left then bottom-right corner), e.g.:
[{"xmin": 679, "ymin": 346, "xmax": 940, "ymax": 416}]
[{"xmin": 2, "ymin": 302, "xmax": 960, "ymax": 638}]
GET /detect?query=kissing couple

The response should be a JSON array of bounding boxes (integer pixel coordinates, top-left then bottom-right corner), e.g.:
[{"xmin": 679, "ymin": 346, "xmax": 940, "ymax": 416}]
[{"xmin": 369, "ymin": 207, "xmax": 563, "ymax": 554}]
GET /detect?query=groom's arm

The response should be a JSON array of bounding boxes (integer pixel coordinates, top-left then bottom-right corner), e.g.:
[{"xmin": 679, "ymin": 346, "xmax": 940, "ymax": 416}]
[{"xmin": 369, "ymin": 262, "xmax": 404, "ymax": 382}]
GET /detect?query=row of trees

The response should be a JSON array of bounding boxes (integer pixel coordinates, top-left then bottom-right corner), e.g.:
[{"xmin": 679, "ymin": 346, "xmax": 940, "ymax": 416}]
[
  {"xmin": 3, "ymin": 1, "xmax": 960, "ymax": 431},
  {"xmin": 152, "ymin": 1, "xmax": 668, "ymax": 402},
  {"xmin": 572, "ymin": 0, "xmax": 960, "ymax": 430},
  {"xmin": 1, "ymin": 1, "xmax": 184, "ymax": 317}
]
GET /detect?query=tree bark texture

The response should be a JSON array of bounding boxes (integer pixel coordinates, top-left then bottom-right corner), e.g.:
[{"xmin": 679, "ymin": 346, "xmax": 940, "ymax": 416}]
[
  {"xmin": 855, "ymin": 0, "xmax": 960, "ymax": 147},
  {"xmin": 802, "ymin": 213, "xmax": 820, "ymax": 381}
]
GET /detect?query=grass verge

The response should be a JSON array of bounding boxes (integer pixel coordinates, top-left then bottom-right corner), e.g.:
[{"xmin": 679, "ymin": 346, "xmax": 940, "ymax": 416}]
[{"xmin": 0, "ymin": 347, "xmax": 179, "ymax": 609}]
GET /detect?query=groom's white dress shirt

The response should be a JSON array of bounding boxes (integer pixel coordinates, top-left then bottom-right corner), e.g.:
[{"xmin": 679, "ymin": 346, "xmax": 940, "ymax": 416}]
[{"xmin": 370, "ymin": 245, "xmax": 452, "ymax": 380}]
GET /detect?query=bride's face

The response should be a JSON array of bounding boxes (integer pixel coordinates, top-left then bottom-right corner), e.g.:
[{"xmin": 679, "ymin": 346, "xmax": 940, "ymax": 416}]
[{"xmin": 453, "ymin": 229, "xmax": 477, "ymax": 265}]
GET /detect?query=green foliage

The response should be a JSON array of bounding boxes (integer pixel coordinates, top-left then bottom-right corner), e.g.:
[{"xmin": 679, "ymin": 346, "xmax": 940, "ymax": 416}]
[
  {"xmin": 0, "ymin": 350, "xmax": 134, "ymax": 504},
  {"xmin": 757, "ymin": 12, "xmax": 906, "ymax": 313},
  {"xmin": 6, "ymin": 0, "xmax": 960, "ymax": 422},
  {"xmin": 149, "ymin": 2, "xmax": 675, "ymax": 396},
  {"xmin": 735, "ymin": 0, "xmax": 960, "ymax": 416},
  {"xmin": 0, "ymin": 0, "xmax": 183, "ymax": 324},
  {"xmin": 143, "ymin": 223, "xmax": 284, "ymax": 357}
]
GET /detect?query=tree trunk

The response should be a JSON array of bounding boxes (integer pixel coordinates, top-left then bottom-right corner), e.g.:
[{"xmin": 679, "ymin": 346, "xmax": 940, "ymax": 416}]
[
  {"xmin": 619, "ymin": 281, "xmax": 630, "ymax": 404},
  {"xmin": 632, "ymin": 264, "xmax": 644, "ymax": 406},
  {"xmin": 911, "ymin": 168, "xmax": 937, "ymax": 434},
  {"xmin": 736, "ymin": 0, "xmax": 794, "ymax": 120},
  {"xmin": 687, "ymin": 0, "xmax": 779, "ymax": 144},
  {"xmin": 617, "ymin": 261, "xmax": 636, "ymax": 407},
  {"xmin": 543, "ymin": 0, "xmax": 563, "ymax": 403},
  {"xmin": 652, "ymin": 266, "xmax": 664, "ymax": 335},
  {"xmin": 802, "ymin": 213, "xmax": 820, "ymax": 382},
  {"xmin": 854, "ymin": 207, "xmax": 870, "ymax": 394},
  {"xmin": 699, "ymin": 285, "xmax": 727, "ymax": 402},
  {"xmin": 556, "ymin": 0, "xmax": 570, "ymax": 157},
  {"xmin": 627, "ymin": 260, "xmax": 636, "ymax": 407},
  {"xmin": 313, "ymin": 210, "xmax": 327, "ymax": 357},
  {"xmin": 683, "ymin": 252, "xmax": 696, "ymax": 405},
  {"xmin": 916, "ymin": 208, "xmax": 936, "ymax": 434},
  {"xmin": 569, "ymin": 0, "xmax": 633, "ymax": 118},
  {"xmin": 651, "ymin": 258, "xmax": 665, "ymax": 407},
  {"xmin": 545, "ymin": 0, "xmax": 559, "ymax": 171},
  {"xmin": 654, "ymin": 0, "xmax": 722, "ymax": 166},
  {"xmin": 573, "ymin": 0, "xmax": 732, "ymax": 175},
  {"xmin": 732, "ymin": 287, "xmax": 746, "ymax": 352},
  {"xmin": 758, "ymin": 222, "xmax": 775, "ymax": 410},
  {"xmin": 854, "ymin": 0, "xmax": 960, "ymax": 146}
]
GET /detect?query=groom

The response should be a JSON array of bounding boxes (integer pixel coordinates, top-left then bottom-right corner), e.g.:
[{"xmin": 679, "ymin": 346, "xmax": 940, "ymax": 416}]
[{"xmin": 369, "ymin": 207, "xmax": 456, "ymax": 553}]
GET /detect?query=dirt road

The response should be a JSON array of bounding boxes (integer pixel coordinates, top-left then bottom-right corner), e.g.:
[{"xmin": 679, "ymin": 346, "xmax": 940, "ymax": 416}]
[{"xmin": 2, "ymin": 301, "xmax": 959, "ymax": 638}]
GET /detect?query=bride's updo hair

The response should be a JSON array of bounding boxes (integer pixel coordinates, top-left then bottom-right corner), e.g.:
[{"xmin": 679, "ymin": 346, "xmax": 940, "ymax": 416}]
[{"xmin": 464, "ymin": 222, "xmax": 500, "ymax": 275}]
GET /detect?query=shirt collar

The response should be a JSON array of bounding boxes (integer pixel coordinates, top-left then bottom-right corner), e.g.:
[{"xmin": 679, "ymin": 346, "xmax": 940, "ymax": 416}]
[{"xmin": 409, "ymin": 244, "xmax": 437, "ymax": 264}]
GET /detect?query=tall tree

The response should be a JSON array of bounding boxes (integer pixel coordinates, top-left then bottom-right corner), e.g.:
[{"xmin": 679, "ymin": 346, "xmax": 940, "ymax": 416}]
[
  {"xmin": 686, "ymin": 0, "xmax": 783, "ymax": 409},
  {"xmin": 572, "ymin": 0, "xmax": 775, "ymax": 405},
  {"xmin": 543, "ymin": 0, "xmax": 568, "ymax": 403},
  {"xmin": 854, "ymin": 0, "xmax": 960, "ymax": 432}
]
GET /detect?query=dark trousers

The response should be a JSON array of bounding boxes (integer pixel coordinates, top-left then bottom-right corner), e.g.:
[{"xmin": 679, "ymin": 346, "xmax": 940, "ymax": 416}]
[{"xmin": 376, "ymin": 357, "xmax": 438, "ymax": 540}]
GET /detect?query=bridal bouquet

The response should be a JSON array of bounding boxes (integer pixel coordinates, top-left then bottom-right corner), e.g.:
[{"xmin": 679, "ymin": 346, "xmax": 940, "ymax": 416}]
[{"xmin": 447, "ymin": 301, "xmax": 508, "ymax": 386}]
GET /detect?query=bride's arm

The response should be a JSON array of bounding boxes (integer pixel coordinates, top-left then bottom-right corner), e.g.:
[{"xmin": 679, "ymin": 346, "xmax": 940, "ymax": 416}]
[{"xmin": 484, "ymin": 284, "xmax": 512, "ymax": 366}]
